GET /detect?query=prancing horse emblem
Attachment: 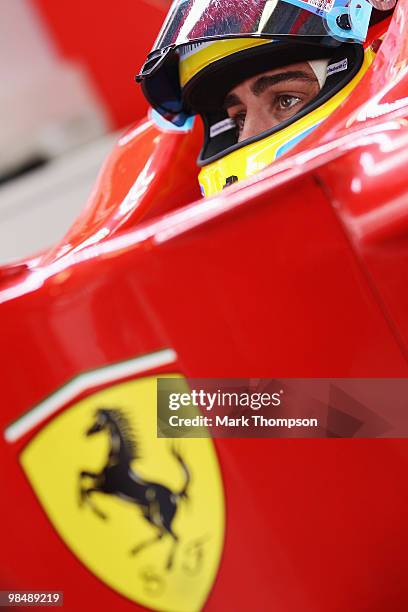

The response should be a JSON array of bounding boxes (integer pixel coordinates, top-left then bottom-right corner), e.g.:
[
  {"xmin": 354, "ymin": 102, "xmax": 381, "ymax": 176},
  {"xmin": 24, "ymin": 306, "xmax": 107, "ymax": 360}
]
[{"xmin": 78, "ymin": 408, "xmax": 191, "ymax": 570}]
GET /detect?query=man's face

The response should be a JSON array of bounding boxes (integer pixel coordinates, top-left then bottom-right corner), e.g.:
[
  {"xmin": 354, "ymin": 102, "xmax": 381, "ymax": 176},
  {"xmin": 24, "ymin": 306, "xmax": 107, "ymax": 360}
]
[{"xmin": 224, "ymin": 61, "xmax": 320, "ymax": 142}]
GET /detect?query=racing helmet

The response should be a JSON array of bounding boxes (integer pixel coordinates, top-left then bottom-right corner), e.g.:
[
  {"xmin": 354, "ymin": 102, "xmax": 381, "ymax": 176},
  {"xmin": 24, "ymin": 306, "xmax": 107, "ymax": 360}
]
[{"xmin": 137, "ymin": 0, "xmax": 395, "ymax": 197}]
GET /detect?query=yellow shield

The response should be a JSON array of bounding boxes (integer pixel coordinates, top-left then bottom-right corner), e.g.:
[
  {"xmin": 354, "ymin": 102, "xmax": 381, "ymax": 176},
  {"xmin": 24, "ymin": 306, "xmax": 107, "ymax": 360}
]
[{"xmin": 21, "ymin": 375, "xmax": 225, "ymax": 612}]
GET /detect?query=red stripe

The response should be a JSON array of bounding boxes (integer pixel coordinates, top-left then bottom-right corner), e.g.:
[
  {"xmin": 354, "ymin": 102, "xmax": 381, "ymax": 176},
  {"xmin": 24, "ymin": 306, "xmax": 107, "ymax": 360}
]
[{"xmin": 289, "ymin": 9, "xmax": 310, "ymax": 34}]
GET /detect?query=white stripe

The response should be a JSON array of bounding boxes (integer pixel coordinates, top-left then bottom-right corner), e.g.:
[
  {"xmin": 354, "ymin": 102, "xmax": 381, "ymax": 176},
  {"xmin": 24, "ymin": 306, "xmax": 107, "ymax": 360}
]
[
  {"xmin": 210, "ymin": 118, "xmax": 236, "ymax": 138},
  {"xmin": 4, "ymin": 349, "xmax": 177, "ymax": 443},
  {"xmin": 258, "ymin": 0, "xmax": 279, "ymax": 33},
  {"xmin": 177, "ymin": 0, "xmax": 212, "ymax": 42}
]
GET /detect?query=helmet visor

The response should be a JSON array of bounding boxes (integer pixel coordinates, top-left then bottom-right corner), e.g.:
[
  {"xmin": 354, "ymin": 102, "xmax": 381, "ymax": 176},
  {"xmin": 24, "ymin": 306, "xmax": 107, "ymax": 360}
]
[{"xmin": 147, "ymin": 0, "xmax": 372, "ymax": 59}]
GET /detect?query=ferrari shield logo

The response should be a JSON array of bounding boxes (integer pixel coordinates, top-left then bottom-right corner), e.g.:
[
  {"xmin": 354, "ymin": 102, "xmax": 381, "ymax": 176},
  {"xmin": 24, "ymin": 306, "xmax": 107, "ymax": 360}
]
[{"xmin": 20, "ymin": 375, "xmax": 225, "ymax": 612}]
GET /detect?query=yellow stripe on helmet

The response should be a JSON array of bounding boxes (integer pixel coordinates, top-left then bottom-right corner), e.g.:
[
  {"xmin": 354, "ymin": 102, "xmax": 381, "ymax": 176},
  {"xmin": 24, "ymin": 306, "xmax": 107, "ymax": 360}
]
[{"xmin": 179, "ymin": 38, "xmax": 272, "ymax": 89}]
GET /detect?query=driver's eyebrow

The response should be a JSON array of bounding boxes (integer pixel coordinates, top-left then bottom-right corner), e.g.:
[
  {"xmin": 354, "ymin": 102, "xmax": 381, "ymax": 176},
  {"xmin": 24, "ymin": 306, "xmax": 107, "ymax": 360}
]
[
  {"xmin": 251, "ymin": 71, "xmax": 316, "ymax": 96},
  {"xmin": 223, "ymin": 70, "xmax": 316, "ymax": 109}
]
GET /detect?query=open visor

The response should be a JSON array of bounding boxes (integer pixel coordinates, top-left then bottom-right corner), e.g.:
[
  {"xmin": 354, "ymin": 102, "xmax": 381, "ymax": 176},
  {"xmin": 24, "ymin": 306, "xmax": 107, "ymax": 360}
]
[{"xmin": 137, "ymin": 0, "xmax": 372, "ymax": 123}]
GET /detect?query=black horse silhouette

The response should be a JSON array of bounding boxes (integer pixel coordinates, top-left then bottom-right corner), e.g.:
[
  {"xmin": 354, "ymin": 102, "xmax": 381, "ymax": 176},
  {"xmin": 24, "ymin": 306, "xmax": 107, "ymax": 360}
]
[{"xmin": 78, "ymin": 408, "xmax": 190, "ymax": 570}]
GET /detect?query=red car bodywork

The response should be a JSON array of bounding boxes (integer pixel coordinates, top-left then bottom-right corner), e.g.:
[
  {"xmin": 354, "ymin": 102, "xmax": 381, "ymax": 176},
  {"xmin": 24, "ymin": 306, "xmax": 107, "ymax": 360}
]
[{"xmin": 1, "ymin": 4, "xmax": 408, "ymax": 611}]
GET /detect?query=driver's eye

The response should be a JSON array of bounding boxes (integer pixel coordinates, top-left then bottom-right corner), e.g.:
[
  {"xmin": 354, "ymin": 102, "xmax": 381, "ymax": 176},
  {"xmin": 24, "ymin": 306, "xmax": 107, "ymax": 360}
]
[{"xmin": 276, "ymin": 94, "xmax": 301, "ymax": 110}]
